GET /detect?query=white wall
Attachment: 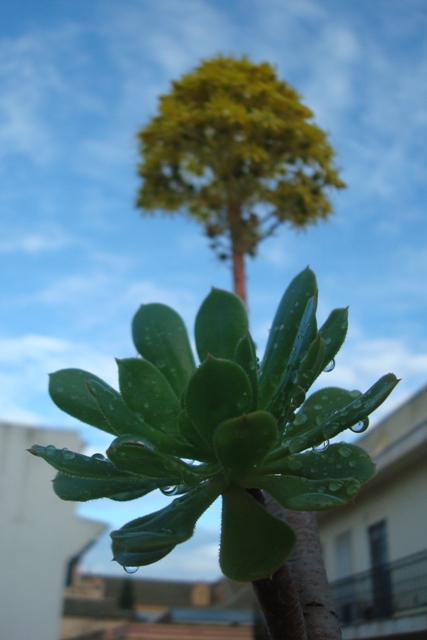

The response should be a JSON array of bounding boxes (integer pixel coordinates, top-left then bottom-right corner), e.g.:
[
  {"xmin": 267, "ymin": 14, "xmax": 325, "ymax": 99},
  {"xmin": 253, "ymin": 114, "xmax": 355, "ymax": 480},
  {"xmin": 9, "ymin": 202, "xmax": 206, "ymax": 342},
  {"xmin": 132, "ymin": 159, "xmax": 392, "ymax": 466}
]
[
  {"xmin": 319, "ymin": 453, "xmax": 427, "ymax": 582},
  {"xmin": 0, "ymin": 423, "xmax": 105, "ymax": 640}
]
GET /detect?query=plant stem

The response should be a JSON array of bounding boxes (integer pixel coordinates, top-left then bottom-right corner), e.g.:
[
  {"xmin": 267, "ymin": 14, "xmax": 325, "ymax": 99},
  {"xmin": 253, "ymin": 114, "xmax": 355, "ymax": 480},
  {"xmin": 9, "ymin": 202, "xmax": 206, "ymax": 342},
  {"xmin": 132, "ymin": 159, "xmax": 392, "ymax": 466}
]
[
  {"xmin": 249, "ymin": 490, "xmax": 307, "ymax": 640},
  {"xmin": 285, "ymin": 510, "xmax": 342, "ymax": 640}
]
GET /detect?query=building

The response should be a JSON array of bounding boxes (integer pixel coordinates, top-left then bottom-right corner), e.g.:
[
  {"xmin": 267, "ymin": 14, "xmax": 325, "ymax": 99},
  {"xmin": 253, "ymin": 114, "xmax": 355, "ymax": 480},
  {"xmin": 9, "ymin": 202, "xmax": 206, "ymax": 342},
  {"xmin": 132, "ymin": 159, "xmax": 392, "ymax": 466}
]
[
  {"xmin": 317, "ymin": 384, "xmax": 427, "ymax": 640},
  {"xmin": 0, "ymin": 422, "xmax": 105, "ymax": 640},
  {"xmin": 60, "ymin": 574, "xmax": 257, "ymax": 640}
]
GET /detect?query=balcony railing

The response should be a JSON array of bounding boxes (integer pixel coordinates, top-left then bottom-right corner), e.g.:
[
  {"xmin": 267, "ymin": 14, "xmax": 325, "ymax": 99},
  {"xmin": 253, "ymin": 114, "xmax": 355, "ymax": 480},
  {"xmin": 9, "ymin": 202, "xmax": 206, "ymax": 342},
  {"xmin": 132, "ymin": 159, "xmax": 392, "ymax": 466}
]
[{"xmin": 330, "ymin": 548, "xmax": 427, "ymax": 625}]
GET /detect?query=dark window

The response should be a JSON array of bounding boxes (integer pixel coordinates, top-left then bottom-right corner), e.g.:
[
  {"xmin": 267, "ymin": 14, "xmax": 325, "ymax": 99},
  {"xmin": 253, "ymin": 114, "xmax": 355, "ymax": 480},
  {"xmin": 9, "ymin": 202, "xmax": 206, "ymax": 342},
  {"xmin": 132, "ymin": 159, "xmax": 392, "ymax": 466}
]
[{"xmin": 368, "ymin": 520, "xmax": 393, "ymax": 617}]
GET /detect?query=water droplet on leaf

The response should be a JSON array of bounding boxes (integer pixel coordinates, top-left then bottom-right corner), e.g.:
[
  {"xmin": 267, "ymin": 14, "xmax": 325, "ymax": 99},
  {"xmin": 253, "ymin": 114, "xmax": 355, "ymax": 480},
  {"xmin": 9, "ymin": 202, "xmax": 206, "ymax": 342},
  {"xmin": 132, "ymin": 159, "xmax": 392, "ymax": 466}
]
[
  {"xmin": 61, "ymin": 448, "xmax": 75, "ymax": 460},
  {"xmin": 350, "ymin": 418, "xmax": 369, "ymax": 433},
  {"xmin": 323, "ymin": 359, "xmax": 335, "ymax": 373},
  {"xmin": 91, "ymin": 453, "xmax": 106, "ymax": 461},
  {"xmin": 124, "ymin": 566, "xmax": 139, "ymax": 574},
  {"xmin": 161, "ymin": 486, "xmax": 178, "ymax": 496},
  {"xmin": 313, "ymin": 440, "xmax": 329, "ymax": 453}
]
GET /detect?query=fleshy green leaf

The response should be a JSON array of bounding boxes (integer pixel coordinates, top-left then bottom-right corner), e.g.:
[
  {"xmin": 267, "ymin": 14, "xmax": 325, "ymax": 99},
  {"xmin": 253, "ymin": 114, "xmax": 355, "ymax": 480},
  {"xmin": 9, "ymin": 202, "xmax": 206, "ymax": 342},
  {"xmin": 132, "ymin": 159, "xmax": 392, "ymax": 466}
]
[
  {"xmin": 111, "ymin": 478, "xmax": 226, "ymax": 567},
  {"xmin": 214, "ymin": 411, "xmax": 278, "ymax": 481},
  {"xmin": 132, "ymin": 303, "xmax": 195, "ymax": 397},
  {"xmin": 318, "ymin": 307, "xmax": 348, "ymax": 372},
  {"xmin": 285, "ymin": 374, "xmax": 400, "ymax": 454},
  {"xmin": 107, "ymin": 435, "xmax": 202, "ymax": 485},
  {"xmin": 234, "ymin": 332, "xmax": 258, "ymax": 411},
  {"xmin": 258, "ymin": 267, "xmax": 318, "ymax": 408},
  {"xmin": 245, "ymin": 474, "xmax": 360, "ymax": 510},
  {"xmin": 88, "ymin": 379, "xmax": 196, "ymax": 459},
  {"xmin": 195, "ymin": 288, "xmax": 248, "ymax": 362},
  {"xmin": 177, "ymin": 410, "xmax": 217, "ymax": 462},
  {"xmin": 284, "ymin": 387, "xmax": 361, "ymax": 441},
  {"xmin": 53, "ymin": 472, "xmax": 161, "ymax": 502},
  {"xmin": 29, "ymin": 445, "xmax": 133, "ymax": 479},
  {"xmin": 219, "ymin": 483, "xmax": 296, "ymax": 581},
  {"xmin": 117, "ymin": 358, "xmax": 180, "ymax": 434},
  {"xmin": 261, "ymin": 443, "xmax": 376, "ymax": 484},
  {"xmin": 49, "ymin": 369, "xmax": 116, "ymax": 435},
  {"xmin": 267, "ymin": 294, "xmax": 318, "ymax": 421},
  {"xmin": 185, "ymin": 357, "xmax": 252, "ymax": 446}
]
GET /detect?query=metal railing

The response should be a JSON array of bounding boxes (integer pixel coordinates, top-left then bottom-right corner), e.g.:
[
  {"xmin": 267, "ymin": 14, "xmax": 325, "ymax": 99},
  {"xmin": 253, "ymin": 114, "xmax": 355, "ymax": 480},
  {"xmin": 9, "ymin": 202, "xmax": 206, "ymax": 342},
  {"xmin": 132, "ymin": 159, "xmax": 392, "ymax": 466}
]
[{"xmin": 330, "ymin": 548, "xmax": 427, "ymax": 625}]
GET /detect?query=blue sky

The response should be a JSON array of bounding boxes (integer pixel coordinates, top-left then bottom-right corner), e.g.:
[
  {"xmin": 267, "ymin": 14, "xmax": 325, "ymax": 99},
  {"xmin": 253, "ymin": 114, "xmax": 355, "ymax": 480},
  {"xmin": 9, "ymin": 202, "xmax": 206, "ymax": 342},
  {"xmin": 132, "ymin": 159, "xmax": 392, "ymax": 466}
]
[{"xmin": 1, "ymin": 0, "xmax": 427, "ymax": 581}]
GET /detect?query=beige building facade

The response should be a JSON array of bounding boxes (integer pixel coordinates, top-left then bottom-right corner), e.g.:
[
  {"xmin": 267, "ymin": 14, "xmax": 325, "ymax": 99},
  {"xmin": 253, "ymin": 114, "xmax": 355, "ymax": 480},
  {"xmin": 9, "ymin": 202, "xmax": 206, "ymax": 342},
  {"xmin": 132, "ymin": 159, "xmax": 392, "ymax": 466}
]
[
  {"xmin": 0, "ymin": 422, "xmax": 105, "ymax": 640},
  {"xmin": 317, "ymin": 384, "xmax": 427, "ymax": 639}
]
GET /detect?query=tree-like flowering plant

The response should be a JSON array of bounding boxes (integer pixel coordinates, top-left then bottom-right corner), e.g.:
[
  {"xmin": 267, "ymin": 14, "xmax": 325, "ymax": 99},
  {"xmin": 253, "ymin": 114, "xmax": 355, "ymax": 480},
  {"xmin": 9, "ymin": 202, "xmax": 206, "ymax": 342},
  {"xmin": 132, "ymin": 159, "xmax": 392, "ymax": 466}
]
[{"xmin": 29, "ymin": 269, "xmax": 398, "ymax": 581}]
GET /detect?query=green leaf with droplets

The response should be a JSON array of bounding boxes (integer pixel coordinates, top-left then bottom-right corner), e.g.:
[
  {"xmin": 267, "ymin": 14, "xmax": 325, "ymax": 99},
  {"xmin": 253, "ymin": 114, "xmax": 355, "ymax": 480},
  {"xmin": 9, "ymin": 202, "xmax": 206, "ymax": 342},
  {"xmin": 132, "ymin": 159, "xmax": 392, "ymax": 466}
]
[
  {"xmin": 112, "ymin": 545, "xmax": 176, "ymax": 569},
  {"xmin": 49, "ymin": 369, "xmax": 116, "ymax": 435},
  {"xmin": 111, "ymin": 478, "xmax": 226, "ymax": 567},
  {"xmin": 245, "ymin": 474, "xmax": 359, "ymax": 510},
  {"xmin": 195, "ymin": 288, "xmax": 248, "ymax": 362},
  {"xmin": 318, "ymin": 307, "xmax": 348, "ymax": 371},
  {"xmin": 177, "ymin": 410, "xmax": 217, "ymax": 462},
  {"xmin": 234, "ymin": 332, "xmax": 258, "ymax": 411},
  {"xmin": 87, "ymin": 379, "xmax": 196, "ymax": 459},
  {"xmin": 132, "ymin": 303, "xmax": 195, "ymax": 398},
  {"xmin": 284, "ymin": 374, "xmax": 400, "ymax": 455},
  {"xmin": 258, "ymin": 267, "xmax": 318, "ymax": 408},
  {"xmin": 29, "ymin": 445, "xmax": 133, "ymax": 479},
  {"xmin": 185, "ymin": 357, "xmax": 252, "ymax": 445},
  {"xmin": 107, "ymin": 435, "xmax": 202, "ymax": 485},
  {"xmin": 284, "ymin": 387, "xmax": 361, "ymax": 441},
  {"xmin": 260, "ymin": 443, "xmax": 375, "ymax": 484},
  {"xmin": 219, "ymin": 483, "xmax": 296, "ymax": 581},
  {"xmin": 267, "ymin": 294, "xmax": 318, "ymax": 421},
  {"xmin": 53, "ymin": 472, "xmax": 162, "ymax": 502},
  {"xmin": 117, "ymin": 358, "xmax": 180, "ymax": 435},
  {"xmin": 214, "ymin": 411, "xmax": 278, "ymax": 481}
]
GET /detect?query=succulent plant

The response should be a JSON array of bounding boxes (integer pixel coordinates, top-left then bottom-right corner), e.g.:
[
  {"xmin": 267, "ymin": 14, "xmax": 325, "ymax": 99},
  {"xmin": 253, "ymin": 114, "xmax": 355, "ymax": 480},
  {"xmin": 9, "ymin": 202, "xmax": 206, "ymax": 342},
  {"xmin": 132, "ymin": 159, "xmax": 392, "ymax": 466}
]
[{"xmin": 29, "ymin": 268, "xmax": 398, "ymax": 581}]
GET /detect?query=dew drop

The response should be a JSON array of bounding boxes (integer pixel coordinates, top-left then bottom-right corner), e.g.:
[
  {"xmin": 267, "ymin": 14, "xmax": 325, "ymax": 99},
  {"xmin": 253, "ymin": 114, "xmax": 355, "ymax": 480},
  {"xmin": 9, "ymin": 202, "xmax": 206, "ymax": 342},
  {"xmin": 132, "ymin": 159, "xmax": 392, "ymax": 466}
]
[
  {"xmin": 61, "ymin": 448, "xmax": 75, "ymax": 460},
  {"xmin": 161, "ymin": 486, "xmax": 179, "ymax": 496},
  {"xmin": 313, "ymin": 440, "xmax": 329, "ymax": 453},
  {"xmin": 328, "ymin": 481, "xmax": 342, "ymax": 492},
  {"xmin": 323, "ymin": 359, "xmax": 335, "ymax": 373},
  {"xmin": 91, "ymin": 453, "xmax": 106, "ymax": 461},
  {"xmin": 291, "ymin": 386, "xmax": 306, "ymax": 407},
  {"xmin": 338, "ymin": 446, "xmax": 352, "ymax": 458},
  {"xmin": 46, "ymin": 445, "xmax": 56, "ymax": 454},
  {"xmin": 293, "ymin": 412, "xmax": 307, "ymax": 426},
  {"xmin": 123, "ymin": 566, "xmax": 139, "ymax": 574},
  {"xmin": 346, "ymin": 484, "xmax": 359, "ymax": 497},
  {"xmin": 350, "ymin": 418, "xmax": 369, "ymax": 434}
]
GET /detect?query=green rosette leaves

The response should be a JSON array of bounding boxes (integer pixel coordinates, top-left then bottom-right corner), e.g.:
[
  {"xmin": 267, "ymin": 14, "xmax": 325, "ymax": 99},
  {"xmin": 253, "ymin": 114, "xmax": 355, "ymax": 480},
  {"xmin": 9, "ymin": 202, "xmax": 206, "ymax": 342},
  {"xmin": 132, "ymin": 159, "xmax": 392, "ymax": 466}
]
[
  {"xmin": 132, "ymin": 302, "xmax": 195, "ymax": 397},
  {"xmin": 220, "ymin": 483, "xmax": 296, "ymax": 581},
  {"xmin": 33, "ymin": 269, "xmax": 398, "ymax": 582},
  {"xmin": 195, "ymin": 287, "xmax": 248, "ymax": 362}
]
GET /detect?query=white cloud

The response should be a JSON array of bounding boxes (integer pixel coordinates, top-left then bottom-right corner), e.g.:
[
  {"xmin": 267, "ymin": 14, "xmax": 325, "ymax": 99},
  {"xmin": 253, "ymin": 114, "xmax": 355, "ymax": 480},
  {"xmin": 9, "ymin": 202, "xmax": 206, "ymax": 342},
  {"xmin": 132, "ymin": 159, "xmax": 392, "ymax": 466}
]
[
  {"xmin": 0, "ymin": 226, "xmax": 74, "ymax": 254},
  {"xmin": 0, "ymin": 333, "xmax": 117, "ymax": 426}
]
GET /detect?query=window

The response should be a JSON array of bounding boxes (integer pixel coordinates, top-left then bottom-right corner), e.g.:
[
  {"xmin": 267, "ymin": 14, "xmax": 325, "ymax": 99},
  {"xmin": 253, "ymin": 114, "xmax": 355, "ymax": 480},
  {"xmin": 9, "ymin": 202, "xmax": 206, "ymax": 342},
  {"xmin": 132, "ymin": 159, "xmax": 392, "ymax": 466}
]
[{"xmin": 368, "ymin": 519, "xmax": 393, "ymax": 617}]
